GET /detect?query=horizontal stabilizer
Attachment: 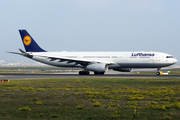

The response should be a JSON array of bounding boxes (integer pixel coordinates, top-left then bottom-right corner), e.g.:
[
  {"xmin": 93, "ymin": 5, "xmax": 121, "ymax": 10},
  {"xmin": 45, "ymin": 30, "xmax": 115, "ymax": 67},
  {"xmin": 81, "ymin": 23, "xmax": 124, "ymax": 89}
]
[
  {"xmin": 6, "ymin": 51, "xmax": 23, "ymax": 55},
  {"xmin": 19, "ymin": 49, "xmax": 26, "ymax": 53},
  {"xmin": 7, "ymin": 51, "xmax": 33, "ymax": 58}
]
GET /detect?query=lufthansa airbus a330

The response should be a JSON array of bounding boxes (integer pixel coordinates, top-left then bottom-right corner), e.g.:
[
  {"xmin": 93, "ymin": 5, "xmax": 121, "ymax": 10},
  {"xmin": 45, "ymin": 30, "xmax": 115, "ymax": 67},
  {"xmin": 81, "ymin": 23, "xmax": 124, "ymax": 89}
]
[{"xmin": 8, "ymin": 30, "xmax": 177, "ymax": 75}]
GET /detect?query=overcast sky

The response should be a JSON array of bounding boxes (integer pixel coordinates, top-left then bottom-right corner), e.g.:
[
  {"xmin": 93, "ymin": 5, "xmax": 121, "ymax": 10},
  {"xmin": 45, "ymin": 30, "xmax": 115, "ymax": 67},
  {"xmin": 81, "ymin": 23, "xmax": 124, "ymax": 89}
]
[{"xmin": 1, "ymin": 0, "xmax": 180, "ymax": 63}]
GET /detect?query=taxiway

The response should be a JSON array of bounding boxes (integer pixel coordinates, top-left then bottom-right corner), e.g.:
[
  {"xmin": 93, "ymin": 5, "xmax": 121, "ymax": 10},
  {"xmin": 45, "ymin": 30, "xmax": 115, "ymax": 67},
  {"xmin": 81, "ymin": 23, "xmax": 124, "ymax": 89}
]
[{"xmin": 0, "ymin": 73, "xmax": 180, "ymax": 80}]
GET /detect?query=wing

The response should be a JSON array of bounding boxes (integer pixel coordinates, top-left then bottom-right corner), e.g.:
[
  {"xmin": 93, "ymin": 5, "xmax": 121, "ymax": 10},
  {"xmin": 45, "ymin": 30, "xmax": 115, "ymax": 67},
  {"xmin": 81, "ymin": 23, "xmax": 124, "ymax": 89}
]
[
  {"xmin": 7, "ymin": 50, "xmax": 116, "ymax": 66},
  {"xmin": 34, "ymin": 54, "xmax": 116, "ymax": 66}
]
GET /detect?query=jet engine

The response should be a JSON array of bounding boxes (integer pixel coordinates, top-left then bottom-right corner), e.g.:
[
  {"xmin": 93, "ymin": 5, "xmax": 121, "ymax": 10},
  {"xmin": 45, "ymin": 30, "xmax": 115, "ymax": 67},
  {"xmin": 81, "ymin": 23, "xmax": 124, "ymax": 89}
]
[
  {"xmin": 113, "ymin": 68, "xmax": 132, "ymax": 72},
  {"xmin": 86, "ymin": 63, "xmax": 108, "ymax": 72}
]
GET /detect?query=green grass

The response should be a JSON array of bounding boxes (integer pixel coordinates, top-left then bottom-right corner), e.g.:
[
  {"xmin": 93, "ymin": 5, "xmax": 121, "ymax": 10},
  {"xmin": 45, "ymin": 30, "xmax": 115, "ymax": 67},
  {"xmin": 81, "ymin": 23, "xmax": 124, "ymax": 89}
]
[
  {"xmin": 1, "ymin": 78, "xmax": 180, "ymax": 119},
  {"xmin": 0, "ymin": 66, "xmax": 80, "ymax": 74}
]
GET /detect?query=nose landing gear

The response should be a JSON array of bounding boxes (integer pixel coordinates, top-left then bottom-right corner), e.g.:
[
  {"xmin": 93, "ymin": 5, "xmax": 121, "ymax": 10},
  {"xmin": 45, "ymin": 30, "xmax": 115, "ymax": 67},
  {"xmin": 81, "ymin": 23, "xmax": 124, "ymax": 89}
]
[
  {"xmin": 156, "ymin": 68, "xmax": 161, "ymax": 75},
  {"xmin": 156, "ymin": 72, "xmax": 160, "ymax": 75}
]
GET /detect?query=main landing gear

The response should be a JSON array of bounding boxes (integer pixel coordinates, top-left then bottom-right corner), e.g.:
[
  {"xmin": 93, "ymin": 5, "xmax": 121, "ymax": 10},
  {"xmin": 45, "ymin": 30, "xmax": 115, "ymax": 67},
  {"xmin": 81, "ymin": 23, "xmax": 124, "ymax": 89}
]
[
  {"xmin": 79, "ymin": 71, "xmax": 90, "ymax": 75},
  {"xmin": 79, "ymin": 71, "xmax": 105, "ymax": 75},
  {"xmin": 156, "ymin": 68, "xmax": 161, "ymax": 75},
  {"xmin": 94, "ymin": 72, "xmax": 105, "ymax": 75}
]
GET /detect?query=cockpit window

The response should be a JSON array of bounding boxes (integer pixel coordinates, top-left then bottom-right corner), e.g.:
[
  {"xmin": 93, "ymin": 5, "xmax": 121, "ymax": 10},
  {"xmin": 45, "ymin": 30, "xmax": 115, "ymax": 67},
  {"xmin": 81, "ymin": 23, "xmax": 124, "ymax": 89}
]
[{"xmin": 166, "ymin": 56, "xmax": 173, "ymax": 58}]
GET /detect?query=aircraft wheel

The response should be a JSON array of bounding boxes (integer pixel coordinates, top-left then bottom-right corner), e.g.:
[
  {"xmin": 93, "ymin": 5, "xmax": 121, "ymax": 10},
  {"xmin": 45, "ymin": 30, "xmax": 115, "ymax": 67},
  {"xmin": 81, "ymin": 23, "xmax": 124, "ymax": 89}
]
[
  {"xmin": 79, "ymin": 71, "xmax": 90, "ymax": 75},
  {"xmin": 86, "ymin": 71, "xmax": 90, "ymax": 75},
  {"xmin": 94, "ymin": 72, "xmax": 99, "ymax": 75},
  {"xmin": 100, "ymin": 72, "xmax": 104, "ymax": 75},
  {"xmin": 156, "ymin": 72, "xmax": 160, "ymax": 75},
  {"xmin": 79, "ymin": 71, "xmax": 83, "ymax": 75},
  {"xmin": 94, "ymin": 72, "xmax": 104, "ymax": 75}
]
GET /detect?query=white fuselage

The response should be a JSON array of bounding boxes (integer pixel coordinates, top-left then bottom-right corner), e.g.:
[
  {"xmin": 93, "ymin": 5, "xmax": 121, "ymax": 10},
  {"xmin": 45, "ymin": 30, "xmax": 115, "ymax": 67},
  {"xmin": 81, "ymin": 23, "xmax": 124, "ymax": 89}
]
[{"xmin": 28, "ymin": 51, "xmax": 177, "ymax": 70}]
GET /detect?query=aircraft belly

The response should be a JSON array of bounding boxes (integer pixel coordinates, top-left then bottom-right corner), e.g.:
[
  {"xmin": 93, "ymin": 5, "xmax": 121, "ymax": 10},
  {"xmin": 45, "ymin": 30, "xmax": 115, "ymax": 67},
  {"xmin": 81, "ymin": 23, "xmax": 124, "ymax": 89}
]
[{"xmin": 117, "ymin": 63, "xmax": 173, "ymax": 68}]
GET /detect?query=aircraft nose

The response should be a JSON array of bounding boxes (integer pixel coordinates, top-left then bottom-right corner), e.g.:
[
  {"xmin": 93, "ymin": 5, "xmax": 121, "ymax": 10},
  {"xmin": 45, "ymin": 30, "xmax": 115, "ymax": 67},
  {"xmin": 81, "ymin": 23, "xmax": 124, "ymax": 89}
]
[{"xmin": 173, "ymin": 58, "xmax": 178, "ymax": 63}]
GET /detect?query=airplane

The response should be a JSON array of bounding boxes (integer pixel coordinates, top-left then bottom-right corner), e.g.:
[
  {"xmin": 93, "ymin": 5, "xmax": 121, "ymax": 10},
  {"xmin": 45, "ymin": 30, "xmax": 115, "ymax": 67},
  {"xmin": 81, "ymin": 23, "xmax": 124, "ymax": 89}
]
[{"xmin": 8, "ymin": 29, "xmax": 177, "ymax": 75}]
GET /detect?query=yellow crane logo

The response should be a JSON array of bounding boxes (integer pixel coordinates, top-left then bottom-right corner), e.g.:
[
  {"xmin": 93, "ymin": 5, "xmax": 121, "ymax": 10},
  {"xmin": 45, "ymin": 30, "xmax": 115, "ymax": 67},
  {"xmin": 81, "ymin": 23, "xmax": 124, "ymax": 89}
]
[{"xmin": 23, "ymin": 36, "xmax": 31, "ymax": 46}]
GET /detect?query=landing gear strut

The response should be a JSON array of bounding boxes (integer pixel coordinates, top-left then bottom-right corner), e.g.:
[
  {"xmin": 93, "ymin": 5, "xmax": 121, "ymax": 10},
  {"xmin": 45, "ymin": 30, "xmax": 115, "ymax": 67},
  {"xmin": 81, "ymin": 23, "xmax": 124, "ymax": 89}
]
[{"xmin": 79, "ymin": 71, "xmax": 90, "ymax": 75}]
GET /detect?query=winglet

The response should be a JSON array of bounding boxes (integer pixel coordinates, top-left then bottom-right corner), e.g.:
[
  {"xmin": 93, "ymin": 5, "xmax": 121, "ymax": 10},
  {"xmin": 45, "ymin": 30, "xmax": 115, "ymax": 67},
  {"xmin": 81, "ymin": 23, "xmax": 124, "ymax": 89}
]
[{"xmin": 19, "ymin": 30, "xmax": 46, "ymax": 52}]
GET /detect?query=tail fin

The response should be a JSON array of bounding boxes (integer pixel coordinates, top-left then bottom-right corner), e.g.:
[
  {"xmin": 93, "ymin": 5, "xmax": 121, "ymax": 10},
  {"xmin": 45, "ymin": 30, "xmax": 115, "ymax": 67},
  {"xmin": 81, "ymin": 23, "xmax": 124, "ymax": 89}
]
[{"xmin": 19, "ymin": 30, "xmax": 46, "ymax": 52}]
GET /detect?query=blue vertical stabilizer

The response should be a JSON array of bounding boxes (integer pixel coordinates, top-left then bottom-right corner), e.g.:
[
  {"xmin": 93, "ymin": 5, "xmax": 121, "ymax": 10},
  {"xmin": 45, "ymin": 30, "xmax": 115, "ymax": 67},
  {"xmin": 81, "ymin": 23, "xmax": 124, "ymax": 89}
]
[{"xmin": 19, "ymin": 30, "xmax": 46, "ymax": 52}]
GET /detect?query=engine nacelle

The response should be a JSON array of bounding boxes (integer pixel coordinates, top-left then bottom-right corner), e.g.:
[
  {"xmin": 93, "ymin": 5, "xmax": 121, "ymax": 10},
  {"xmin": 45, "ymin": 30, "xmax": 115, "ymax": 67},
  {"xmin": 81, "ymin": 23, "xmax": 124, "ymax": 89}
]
[
  {"xmin": 87, "ymin": 63, "xmax": 108, "ymax": 72},
  {"xmin": 113, "ymin": 68, "xmax": 132, "ymax": 72}
]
